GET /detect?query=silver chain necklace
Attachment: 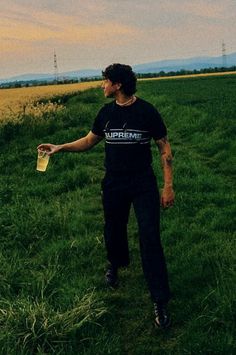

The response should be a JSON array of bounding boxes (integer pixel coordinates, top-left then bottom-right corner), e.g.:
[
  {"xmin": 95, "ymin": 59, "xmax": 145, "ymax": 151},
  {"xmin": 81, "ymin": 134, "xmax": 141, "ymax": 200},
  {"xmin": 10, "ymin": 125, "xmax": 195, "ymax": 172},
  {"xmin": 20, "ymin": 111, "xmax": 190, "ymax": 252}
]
[{"xmin": 116, "ymin": 96, "xmax": 136, "ymax": 106}]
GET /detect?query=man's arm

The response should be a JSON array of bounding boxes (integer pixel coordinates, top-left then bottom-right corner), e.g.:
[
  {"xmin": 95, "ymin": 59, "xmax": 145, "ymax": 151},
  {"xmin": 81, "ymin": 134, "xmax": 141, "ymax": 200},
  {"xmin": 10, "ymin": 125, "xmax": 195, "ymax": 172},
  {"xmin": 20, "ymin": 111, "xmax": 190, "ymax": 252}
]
[
  {"xmin": 155, "ymin": 136, "xmax": 175, "ymax": 208},
  {"xmin": 37, "ymin": 131, "xmax": 103, "ymax": 156}
]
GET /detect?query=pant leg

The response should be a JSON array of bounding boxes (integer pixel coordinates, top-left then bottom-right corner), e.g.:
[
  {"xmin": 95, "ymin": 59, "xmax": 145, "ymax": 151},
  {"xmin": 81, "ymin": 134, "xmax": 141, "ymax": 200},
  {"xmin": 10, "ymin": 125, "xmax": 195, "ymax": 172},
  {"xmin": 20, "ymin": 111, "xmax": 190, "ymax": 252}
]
[
  {"xmin": 132, "ymin": 172, "xmax": 170, "ymax": 304},
  {"xmin": 102, "ymin": 175, "xmax": 132, "ymax": 268}
]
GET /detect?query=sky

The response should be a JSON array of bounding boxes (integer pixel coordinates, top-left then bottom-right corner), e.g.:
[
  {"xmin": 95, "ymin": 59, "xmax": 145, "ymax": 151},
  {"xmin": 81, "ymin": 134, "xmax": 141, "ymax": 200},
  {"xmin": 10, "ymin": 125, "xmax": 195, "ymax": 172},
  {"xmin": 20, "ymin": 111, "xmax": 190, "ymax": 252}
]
[{"xmin": 1, "ymin": 0, "xmax": 236, "ymax": 79}]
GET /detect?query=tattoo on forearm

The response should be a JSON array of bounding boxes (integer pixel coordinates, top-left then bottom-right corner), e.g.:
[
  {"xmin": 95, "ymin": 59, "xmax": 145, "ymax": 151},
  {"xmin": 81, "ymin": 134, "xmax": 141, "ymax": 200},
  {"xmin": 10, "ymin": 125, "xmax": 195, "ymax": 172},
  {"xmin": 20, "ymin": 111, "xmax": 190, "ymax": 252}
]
[
  {"xmin": 157, "ymin": 136, "xmax": 168, "ymax": 152},
  {"xmin": 160, "ymin": 136, "xmax": 168, "ymax": 144},
  {"xmin": 157, "ymin": 136, "xmax": 173, "ymax": 168},
  {"xmin": 161, "ymin": 153, "xmax": 173, "ymax": 168},
  {"xmin": 166, "ymin": 154, "xmax": 173, "ymax": 166}
]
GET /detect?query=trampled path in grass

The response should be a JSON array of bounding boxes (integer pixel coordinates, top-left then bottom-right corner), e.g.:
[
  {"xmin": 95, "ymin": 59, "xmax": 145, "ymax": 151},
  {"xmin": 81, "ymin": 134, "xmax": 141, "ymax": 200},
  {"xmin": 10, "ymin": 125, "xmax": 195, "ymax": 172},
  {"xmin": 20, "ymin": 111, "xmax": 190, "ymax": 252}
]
[{"xmin": 0, "ymin": 75, "xmax": 235, "ymax": 354}]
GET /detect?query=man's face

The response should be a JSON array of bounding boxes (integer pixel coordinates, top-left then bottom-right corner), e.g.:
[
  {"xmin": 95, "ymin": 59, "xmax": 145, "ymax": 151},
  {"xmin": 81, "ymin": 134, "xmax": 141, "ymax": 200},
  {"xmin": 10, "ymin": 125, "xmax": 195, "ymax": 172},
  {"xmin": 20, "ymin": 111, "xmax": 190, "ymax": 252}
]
[{"xmin": 101, "ymin": 78, "xmax": 121, "ymax": 98}]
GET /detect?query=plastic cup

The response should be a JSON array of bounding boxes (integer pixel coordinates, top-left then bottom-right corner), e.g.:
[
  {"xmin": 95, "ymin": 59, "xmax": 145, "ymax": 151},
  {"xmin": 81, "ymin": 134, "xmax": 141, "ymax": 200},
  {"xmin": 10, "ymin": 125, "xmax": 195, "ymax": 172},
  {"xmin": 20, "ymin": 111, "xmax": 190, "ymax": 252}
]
[{"xmin": 36, "ymin": 150, "xmax": 49, "ymax": 172}]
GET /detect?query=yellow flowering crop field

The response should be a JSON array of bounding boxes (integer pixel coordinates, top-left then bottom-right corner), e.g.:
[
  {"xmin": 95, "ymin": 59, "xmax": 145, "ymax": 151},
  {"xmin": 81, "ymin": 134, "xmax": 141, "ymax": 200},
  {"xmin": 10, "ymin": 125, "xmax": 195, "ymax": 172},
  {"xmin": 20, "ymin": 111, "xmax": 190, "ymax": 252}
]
[
  {"xmin": 0, "ymin": 81, "xmax": 101, "ymax": 124},
  {"xmin": 1, "ymin": 71, "xmax": 235, "ymax": 124}
]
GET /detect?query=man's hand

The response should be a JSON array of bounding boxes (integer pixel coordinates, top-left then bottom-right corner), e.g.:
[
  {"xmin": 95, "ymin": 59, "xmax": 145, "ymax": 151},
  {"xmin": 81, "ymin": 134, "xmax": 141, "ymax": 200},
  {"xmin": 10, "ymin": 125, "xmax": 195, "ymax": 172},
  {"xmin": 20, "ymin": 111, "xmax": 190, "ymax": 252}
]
[
  {"xmin": 161, "ymin": 186, "xmax": 175, "ymax": 209},
  {"xmin": 37, "ymin": 143, "xmax": 61, "ymax": 156}
]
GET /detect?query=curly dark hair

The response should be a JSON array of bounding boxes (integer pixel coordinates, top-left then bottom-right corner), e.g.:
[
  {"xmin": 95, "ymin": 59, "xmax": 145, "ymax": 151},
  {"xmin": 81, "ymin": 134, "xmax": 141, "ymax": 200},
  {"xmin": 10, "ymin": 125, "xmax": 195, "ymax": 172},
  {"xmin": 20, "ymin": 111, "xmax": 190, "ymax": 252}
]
[{"xmin": 102, "ymin": 63, "xmax": 137, "ymax": 96}]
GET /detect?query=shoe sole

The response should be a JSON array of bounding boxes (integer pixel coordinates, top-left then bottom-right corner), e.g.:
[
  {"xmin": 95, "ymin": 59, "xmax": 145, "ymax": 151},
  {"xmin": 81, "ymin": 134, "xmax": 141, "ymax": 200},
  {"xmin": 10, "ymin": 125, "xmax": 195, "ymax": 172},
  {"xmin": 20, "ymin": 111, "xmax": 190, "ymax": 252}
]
[{"xmin": 154, "ymin": 317, "xmax": 171, "ymax": 330}]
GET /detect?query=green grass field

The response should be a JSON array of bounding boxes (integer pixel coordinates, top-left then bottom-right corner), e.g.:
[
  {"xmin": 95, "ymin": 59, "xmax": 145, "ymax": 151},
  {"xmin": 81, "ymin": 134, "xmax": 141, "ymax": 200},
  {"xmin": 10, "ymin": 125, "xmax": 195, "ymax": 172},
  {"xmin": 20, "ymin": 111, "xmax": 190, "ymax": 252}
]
[{"xmin": 0, "ymin": 75, "xmax": 235, "ymax": 354}]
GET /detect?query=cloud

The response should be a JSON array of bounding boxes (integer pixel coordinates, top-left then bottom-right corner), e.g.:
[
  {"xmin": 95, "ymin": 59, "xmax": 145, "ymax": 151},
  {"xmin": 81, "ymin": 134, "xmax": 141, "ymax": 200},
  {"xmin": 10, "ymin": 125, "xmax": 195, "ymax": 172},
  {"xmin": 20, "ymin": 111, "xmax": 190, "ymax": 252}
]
[
  {"xmin": 179, "ymin": 0, "xmax": 236, "ymax": 20},
  {"xmin": 0, "ymin": 1, "xmax": 141, "ymax": 46},
  {"xmin": 2, "ymin": 0, "xmax": 235, "ymax": 43},
  {"xmin": 0, "ymin": 0, "xmax": 236, "ymax": 78}
]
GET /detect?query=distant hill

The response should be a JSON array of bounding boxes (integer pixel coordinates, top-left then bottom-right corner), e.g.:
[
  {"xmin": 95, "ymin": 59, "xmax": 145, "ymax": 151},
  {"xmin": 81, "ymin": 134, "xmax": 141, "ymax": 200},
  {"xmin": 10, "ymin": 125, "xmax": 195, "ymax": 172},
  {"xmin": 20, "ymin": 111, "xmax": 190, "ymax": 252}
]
[
  {"xmin": 133, "ymin": 52, "xmax": 236, "ymax": 73},
  {"xmin": 0, "ymin": 69, "xmax": 101, "ymax": 84},
  {"xmin": 1, "ymin": 52, "xmax": 235, "ymax": 84}
]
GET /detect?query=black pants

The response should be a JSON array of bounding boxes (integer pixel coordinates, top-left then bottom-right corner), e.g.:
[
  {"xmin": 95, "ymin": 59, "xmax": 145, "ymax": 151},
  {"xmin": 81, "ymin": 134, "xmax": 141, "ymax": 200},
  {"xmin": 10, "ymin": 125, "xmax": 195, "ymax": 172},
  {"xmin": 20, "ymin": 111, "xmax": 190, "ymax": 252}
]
[{"xmin": 101, "ymin": 168, "xmax": 170, "ymax": 304}]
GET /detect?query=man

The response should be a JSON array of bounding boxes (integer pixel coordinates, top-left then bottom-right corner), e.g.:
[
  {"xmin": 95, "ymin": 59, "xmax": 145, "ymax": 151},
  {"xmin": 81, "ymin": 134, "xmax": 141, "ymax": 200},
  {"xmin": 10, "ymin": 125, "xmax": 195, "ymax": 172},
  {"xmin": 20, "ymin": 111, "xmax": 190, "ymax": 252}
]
[{"xmin": 38, "ymin": 63, "xmax": 175, "ymax": 329}]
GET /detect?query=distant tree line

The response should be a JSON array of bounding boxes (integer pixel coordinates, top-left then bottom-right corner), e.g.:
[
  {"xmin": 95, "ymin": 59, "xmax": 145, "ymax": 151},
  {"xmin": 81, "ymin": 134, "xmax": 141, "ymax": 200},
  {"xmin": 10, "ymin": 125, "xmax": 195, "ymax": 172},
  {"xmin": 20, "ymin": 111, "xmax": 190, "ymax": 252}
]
[
  {"xmin": 0, "ymin": 78, "xmax": 80, "ymax": 89},
  {"xmin": 135, "ymin": 66, "xmax": 236, "ymax": 79},
  {"xmin": 77, "ymin": 66, "xmax": 236, "ymax": 82},
  {"xmin": 1, "ymin": 66, "xmax": 235, "ymax": 89}
]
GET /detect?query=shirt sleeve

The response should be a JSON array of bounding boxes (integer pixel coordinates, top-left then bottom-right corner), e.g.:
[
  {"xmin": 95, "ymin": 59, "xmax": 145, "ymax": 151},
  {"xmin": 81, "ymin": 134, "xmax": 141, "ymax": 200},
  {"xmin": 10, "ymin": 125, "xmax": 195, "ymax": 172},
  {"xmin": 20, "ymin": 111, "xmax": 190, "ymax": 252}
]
[
  {"xmin": 91, "ymin": 107, "xmax": 105, "ymax": 137},
  {"xmin": 149, "ymin": 106, "xmax": 167, "ymax": 140}
]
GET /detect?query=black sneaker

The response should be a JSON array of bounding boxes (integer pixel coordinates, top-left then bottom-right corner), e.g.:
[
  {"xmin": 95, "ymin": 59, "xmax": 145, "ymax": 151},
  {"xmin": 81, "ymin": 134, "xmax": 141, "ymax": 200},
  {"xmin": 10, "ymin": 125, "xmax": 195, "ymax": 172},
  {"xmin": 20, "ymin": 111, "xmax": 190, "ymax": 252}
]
[
  {"xmin": 154, "ymin": 302, "xmax": 171, "ymax": 329},
  {"xmin": 105, "ymin": 264, "xmax": 118, "ymax": 288}
]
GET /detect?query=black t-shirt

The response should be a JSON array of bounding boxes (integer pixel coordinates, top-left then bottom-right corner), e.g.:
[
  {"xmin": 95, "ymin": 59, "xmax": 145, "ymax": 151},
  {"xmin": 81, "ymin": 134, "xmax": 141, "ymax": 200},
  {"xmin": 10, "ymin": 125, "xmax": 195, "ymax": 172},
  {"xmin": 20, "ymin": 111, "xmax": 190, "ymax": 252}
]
[{"xmin": 91, "ymin": 97, "xmax": 167, "ymax": 173}]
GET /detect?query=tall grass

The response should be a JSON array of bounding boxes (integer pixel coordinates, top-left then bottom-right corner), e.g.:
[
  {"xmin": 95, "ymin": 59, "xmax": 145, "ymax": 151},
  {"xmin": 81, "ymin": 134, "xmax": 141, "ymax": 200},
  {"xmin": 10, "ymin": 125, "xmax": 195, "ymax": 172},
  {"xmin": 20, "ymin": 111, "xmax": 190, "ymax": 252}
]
[{"xmin": 0, "ymin": 79, "xmax": 235, "ymax": 354}]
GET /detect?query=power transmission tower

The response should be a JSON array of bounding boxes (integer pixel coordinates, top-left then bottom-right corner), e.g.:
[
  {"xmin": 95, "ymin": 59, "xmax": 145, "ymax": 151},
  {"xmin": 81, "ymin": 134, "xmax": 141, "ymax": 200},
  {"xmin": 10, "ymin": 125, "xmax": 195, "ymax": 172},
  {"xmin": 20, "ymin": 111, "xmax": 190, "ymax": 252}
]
[
  {"xmin": 222, "ymin": 41, "xmax": 227, "ymax": 68},
  {"xmin": 54, "ymin": 50, "xmax": 59, "ymax": 83}
]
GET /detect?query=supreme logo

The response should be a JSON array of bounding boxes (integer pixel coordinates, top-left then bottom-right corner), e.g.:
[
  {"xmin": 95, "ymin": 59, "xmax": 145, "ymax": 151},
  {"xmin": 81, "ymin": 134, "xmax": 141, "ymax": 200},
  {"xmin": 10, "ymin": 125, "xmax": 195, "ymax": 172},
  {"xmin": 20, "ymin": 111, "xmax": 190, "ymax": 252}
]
[{"xmin": 105, "ymin": 132, "xmax": 142, "ymax": 140}]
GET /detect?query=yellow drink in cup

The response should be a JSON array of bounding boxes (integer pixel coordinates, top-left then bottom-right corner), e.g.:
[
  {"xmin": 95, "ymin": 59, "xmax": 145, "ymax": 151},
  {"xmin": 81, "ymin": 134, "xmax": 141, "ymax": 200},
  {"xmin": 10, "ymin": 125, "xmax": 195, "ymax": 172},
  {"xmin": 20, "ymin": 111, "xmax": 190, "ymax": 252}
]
[{"xmin": 36, "ymin": 151, "xmax": 49, "ymax": 172}]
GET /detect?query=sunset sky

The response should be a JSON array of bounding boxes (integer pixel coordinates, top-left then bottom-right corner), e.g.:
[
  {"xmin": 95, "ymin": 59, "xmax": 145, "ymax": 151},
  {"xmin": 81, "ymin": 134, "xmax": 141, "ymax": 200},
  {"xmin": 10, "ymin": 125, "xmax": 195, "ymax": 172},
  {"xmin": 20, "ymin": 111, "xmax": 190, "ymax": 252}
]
[{"xmin": 1, "ymin": 0, "xmax": 236, "ymax": 79}]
